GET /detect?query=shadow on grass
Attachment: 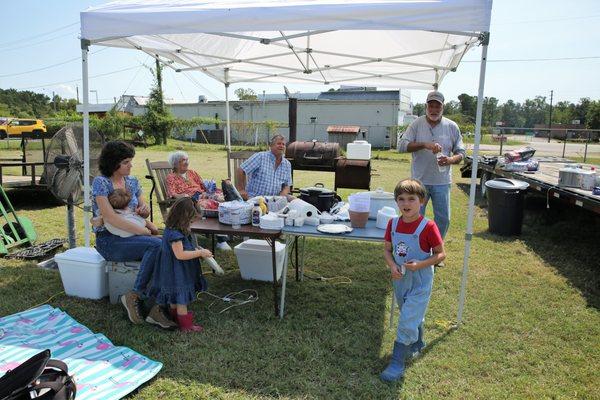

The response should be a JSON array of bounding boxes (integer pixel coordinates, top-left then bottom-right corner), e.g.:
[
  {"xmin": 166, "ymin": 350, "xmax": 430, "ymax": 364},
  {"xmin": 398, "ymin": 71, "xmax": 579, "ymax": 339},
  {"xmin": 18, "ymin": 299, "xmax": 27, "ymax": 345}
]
[
  {"xmin": 457, "ymin": 182, "xmax": 599, "ymax": 310},
  {"xmin": 5, "ymin": 188, "xmax": 62, "ymax": 210},
  {"xmin": 0, "ymin": 238, "xmax": 408, "ymax": 399}
]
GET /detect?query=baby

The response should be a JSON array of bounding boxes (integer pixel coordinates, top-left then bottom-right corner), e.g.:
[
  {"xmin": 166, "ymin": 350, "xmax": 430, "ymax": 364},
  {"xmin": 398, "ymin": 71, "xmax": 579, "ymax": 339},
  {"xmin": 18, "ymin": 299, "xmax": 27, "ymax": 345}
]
[{"xmin": 103, "ymin": 189, "xmax": 159, "ymax": 237}]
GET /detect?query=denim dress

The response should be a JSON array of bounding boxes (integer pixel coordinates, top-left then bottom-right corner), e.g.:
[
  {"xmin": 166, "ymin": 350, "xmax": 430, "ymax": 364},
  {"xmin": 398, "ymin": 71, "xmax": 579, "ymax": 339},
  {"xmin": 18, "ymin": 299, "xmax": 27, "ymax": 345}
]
[{"xmin": 147, "ymin": 228, "xmax": 207, "ymax": 306}]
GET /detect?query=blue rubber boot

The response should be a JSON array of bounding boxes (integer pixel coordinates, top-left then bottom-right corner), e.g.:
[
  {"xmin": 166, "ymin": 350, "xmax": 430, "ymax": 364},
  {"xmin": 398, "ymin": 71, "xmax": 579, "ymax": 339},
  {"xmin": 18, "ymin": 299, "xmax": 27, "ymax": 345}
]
[
  {"xmin": 411, "ymin": 324, "xmax": 425, "ymax": 357},
  {"xmin": 380, "ymin": 341, "xmax": 410, "ymax": 382}
]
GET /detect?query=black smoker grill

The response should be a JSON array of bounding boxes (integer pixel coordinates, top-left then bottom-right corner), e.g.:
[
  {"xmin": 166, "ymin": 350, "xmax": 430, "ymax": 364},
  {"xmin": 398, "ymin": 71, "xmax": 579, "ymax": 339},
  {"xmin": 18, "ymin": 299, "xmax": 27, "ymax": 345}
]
[{"xmin": 286, "ymin": 140, "xmax": 371, "ymax": 191}]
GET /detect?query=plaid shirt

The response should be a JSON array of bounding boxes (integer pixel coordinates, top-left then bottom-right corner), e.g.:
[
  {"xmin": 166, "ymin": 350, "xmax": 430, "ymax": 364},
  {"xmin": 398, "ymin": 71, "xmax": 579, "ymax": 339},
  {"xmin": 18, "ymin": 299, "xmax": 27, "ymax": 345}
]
[{"xmin": 241, "ymin": 151, "xmax": 292, "ymax": 197}]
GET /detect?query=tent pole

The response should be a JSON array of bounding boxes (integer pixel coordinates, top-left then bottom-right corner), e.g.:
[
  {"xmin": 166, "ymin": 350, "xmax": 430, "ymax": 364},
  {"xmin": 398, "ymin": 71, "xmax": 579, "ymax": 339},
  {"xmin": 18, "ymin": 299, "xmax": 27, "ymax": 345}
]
[
  {"xmin": 81, "ymin": 39, "xmax": 91, "ymax": 248},
  {"xmin": 457, "ymin": 32, "xmax": 489, "ymax": 325},
  {"xmin": 224, "ymin": 68, "xmax": 232, "ymax": 179}
]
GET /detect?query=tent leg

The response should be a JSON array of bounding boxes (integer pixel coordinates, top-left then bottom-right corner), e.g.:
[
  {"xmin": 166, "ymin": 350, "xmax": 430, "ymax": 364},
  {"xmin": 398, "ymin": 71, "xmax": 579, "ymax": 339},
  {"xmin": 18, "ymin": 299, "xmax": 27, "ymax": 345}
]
[
  {"xmin": 457, "ymin": 35, "xmax": 489, "ymax": 326},
  {"xmin": 81, "ymin": 40, "xmax": 91, "ymax": 248},
  {"xmin": 224, "ymin": 69, "xmax": 232, "ymax": 180}
]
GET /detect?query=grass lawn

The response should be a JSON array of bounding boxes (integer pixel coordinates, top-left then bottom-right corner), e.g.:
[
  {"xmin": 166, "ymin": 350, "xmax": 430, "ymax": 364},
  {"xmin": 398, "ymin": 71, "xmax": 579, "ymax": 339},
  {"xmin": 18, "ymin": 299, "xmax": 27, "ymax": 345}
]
[{"xmin": 1, "ymin": 141, "xmax": 599, "ymax": 399}]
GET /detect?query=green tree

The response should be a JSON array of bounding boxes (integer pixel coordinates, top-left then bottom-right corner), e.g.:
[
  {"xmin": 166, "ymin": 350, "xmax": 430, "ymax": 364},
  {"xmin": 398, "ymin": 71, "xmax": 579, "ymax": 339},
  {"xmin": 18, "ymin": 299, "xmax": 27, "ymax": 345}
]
[
  {"xmin": 457, "ymin": 93, "xmax": 477, "ymax": 122},
  {"xmin": 585, "ymin": 100, "xmax": 600, "ymax": 129},
  {"xmin": 413, "ymin": 103, "xmax": 425, "ymax": 116},
  {"xmin": 499, "ymin": 100, "xmax": 524, "ymax": 127},
  {"xmin": 235, "ymin": 88, "xmax": 258, "ymax": 100},
  {"xmin": 140, "ymin": 64, "xmax": 173, "ymax": 145},
  {"xmin": 483, "ymin": 96, "xmax": 499, "ymax": 126}
]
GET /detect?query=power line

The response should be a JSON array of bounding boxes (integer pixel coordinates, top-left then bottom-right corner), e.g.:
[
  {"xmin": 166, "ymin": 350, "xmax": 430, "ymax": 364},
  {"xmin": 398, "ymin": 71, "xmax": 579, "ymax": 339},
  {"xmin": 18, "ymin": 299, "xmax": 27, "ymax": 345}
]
[
  {"xmin": 0, "ymin": 21, "xmax": 79, "ymax": 48},
  {"xmin": 13, "ymin": 64, "xmax": 144, "ymax": 90},
  {"xmin": 0, "ymin": 30, "xmax": 79, "ymax": 52},
  {"xmin": 0, "ymin": 48, "xmax": 108, "ymax": 78}
]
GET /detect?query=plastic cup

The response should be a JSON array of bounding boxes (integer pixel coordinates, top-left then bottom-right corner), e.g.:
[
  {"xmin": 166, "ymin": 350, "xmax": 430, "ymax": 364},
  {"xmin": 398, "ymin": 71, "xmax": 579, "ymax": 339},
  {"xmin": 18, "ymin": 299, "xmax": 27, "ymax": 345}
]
[{"xmin": 436, "ymin": 153, "xmax": 449, "ymax": 173}]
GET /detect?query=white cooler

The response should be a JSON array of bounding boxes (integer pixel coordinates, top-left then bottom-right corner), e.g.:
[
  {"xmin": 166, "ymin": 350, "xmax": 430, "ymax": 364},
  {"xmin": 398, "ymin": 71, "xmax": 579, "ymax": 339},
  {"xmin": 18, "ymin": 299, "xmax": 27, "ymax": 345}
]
[
  {"xmin": 234, "ymin": 239, "xmax": 286, "ymax": 282},
  {"xmin": 55, "ymin": 247, "xmax": 107, "ymax": 299},
  {"xmin": 346, "ymin": 140, "xmax": 372, "ymax": 160}
]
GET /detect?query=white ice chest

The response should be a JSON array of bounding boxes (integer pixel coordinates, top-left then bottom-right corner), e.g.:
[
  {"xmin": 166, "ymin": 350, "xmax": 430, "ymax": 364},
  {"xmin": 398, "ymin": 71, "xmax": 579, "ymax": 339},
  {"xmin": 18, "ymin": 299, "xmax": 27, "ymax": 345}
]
[
  {"xmin": 234, "ymin": 239, "xmax": 286, "ymax": 282},
  {"xmin": 346, "ymin": 140, "xmax": 372, "ymax": 160},
  {"xmin": 55, "ymin": 247, "xmax": 108, "ymax": 299}
]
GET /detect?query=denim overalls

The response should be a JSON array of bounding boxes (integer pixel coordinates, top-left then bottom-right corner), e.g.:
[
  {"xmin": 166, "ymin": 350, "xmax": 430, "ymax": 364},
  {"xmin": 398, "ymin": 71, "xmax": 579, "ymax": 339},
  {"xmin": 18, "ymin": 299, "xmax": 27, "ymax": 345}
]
[{"xmin": 391, "ymin": 216, "xmax": 435, "ymax": 345}]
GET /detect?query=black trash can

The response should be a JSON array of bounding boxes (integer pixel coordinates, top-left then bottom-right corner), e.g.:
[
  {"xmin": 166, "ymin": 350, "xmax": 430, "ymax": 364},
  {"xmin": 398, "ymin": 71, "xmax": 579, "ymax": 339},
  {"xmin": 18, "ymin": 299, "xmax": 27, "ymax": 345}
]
[{"xmin": 484, "ymin": 178, "xmax": 529, "ymax": 235}]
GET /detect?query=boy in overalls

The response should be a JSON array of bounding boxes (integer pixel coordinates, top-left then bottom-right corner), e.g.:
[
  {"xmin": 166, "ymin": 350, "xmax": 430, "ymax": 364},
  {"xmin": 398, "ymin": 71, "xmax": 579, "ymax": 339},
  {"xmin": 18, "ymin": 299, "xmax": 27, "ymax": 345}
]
[{"xmin": 381, "ymin": 179, "xmax": 446, "ymax": 382}]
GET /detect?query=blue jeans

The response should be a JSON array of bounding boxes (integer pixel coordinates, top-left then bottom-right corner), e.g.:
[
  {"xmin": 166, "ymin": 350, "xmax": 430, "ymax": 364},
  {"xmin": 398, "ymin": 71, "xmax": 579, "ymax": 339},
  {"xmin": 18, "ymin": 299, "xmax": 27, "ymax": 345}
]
[
  {"xmin": 95, "ymin": 230, "xmax": 161, "ymax": 295},
  {"xmin": 421, "ymin": 184, "xmax": 451, "ymax": 239}
]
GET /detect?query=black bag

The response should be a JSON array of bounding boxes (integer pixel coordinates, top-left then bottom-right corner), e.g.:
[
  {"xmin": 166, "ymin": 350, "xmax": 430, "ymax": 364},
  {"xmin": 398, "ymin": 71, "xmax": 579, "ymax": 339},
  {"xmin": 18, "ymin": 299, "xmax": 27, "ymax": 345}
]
[{"xmin": 0, "ymin": 349, "xmax": 76, "ymax": 400}]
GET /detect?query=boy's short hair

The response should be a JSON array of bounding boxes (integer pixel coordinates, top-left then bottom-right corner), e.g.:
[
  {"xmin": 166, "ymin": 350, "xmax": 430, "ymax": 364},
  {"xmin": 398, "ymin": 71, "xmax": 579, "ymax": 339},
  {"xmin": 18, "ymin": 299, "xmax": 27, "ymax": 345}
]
[
  {"xmin": 394, "ymin": 179, "xmax": 427, "ymax": 200},
  {"xmin": 108, "ymin": 188, "xmax": 132, "ymax": 210}
]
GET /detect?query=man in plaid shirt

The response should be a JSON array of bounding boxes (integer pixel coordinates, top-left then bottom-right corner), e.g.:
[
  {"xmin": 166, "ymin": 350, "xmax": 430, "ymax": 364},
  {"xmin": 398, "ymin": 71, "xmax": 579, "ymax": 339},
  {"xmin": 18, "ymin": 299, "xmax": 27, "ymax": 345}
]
[{"xmin": 236, "ymin": 134, "xmax": 292, "ymax": 200}]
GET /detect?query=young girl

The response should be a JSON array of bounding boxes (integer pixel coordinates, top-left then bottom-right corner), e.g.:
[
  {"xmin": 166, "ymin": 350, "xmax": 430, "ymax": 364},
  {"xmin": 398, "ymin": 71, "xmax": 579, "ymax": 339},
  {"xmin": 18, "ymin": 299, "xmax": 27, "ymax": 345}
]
[{"xmin": 146, "ymin": 197, "xmax": 212, "ymax": 332}]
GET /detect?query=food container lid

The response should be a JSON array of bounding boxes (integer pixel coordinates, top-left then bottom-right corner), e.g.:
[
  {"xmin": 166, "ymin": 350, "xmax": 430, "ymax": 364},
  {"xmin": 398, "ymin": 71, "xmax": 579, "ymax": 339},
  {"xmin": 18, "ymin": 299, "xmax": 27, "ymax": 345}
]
[
  {"xmin": 484, "ymin": 178, "xmax": 529, "ymax": 190},
  {"xmin": 366, "ymin": 188, "xmax": 394, "ymax": 200},
  {"xmin": 54, "ymin": 247, "xmax": 105, "ymax": 263}
]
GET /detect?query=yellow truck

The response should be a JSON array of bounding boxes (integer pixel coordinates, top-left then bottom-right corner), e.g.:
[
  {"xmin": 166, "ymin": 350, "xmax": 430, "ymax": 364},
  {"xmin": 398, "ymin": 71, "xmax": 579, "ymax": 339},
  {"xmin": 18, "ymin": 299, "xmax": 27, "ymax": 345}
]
[{"xmin": 0, "ymin": 118, "xmax": 47, "ymax": 139}]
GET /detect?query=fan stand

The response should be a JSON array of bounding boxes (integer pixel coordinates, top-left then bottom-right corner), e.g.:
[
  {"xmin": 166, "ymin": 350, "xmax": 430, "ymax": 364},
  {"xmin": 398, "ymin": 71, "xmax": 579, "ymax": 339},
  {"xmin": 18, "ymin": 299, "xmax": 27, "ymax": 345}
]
[{"xmin": 67, "ymin": 199, "xmax": 76, "ymax": 249}]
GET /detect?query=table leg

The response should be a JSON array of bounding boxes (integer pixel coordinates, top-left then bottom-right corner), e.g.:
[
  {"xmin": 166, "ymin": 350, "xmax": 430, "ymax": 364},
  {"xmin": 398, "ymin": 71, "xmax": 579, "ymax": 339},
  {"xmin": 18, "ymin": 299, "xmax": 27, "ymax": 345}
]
[
  {"xmin": 211, "ymin": 234, "xmax": 216, "ymax": 254},
  {"xmin": 279, "ymin": 235, "xmax": 293, "ymax": 319},
  {"xmin": 300, "ymin": 236, "xmax": 306, "ymax": 281},
  {"xmin": 268, "ymin": 238, "xmax": 279, "ymax": 317},
  {"xmin": 294, "ymin": 236, "xmax": 299, "ymax": 281}
]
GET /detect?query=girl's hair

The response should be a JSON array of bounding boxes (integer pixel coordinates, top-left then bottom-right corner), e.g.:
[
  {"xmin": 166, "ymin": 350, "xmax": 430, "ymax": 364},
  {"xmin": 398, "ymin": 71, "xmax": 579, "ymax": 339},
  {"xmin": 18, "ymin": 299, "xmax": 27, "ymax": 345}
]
[
  {"xmin": 107, "ymin": 188, "xmax": 131, "ymax": 210},
  {"xmin": 165, "ymin": 197, "xmax": 200, "ymax": 234},
  {"xmin": 394, "ymin": 179, "xmax": 427, "ymax": 200},
  {"xmin": 98, "ymin": 141, "xmax": 135, "ymax": 177},
  {"xmin": 168, "ymin": 150, "xmax": 189, "ymax": 171}
]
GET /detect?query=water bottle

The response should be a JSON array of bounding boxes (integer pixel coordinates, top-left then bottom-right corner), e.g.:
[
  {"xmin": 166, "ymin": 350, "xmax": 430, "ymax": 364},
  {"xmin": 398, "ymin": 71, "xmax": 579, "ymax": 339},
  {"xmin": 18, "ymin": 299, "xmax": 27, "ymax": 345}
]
[
  {"xmin": 251, "ymin": 202, "xmax": 262, "ymax": 227},
  {"xmin": 230, "ymin": 209, "xmax": 241, "ymax": 229}
]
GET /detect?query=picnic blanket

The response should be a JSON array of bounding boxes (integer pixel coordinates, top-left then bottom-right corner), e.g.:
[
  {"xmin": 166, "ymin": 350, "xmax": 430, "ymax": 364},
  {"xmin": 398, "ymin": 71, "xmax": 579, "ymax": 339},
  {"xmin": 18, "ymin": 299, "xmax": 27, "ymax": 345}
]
[{"xmin": 0, "ymin": 305, "xmax": 162, "ymax": 399}]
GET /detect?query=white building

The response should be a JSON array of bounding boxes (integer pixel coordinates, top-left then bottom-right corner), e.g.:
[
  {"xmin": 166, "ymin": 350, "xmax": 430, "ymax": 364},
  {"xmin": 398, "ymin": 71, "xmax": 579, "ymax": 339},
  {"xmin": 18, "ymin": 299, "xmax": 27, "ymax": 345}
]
[{"xmin": 131, "ymin": 89, "xmax": 411, "ymax": 149}]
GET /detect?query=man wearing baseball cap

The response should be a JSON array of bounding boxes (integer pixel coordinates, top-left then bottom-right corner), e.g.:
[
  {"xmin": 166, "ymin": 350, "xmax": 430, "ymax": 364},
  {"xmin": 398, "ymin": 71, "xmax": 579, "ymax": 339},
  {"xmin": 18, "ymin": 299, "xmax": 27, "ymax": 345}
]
[{"xmin": 397, "ymin": 90, "xmax": 465, "ymax": 244}]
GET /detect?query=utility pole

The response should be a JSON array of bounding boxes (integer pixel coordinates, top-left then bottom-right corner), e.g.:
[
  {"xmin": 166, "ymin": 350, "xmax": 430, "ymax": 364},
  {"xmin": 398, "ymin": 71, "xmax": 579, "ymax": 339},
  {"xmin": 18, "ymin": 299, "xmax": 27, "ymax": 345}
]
[
  {"xmin": 76, "ymin": 86, "xmax": 80, "ymax": 104},
  {"xmin": 52, "ymin": 91, "xmax": 57, "ymax": 112},
  {"xmin": 547, "ymin": 90, "xmax": 553, "ymax": 143}
]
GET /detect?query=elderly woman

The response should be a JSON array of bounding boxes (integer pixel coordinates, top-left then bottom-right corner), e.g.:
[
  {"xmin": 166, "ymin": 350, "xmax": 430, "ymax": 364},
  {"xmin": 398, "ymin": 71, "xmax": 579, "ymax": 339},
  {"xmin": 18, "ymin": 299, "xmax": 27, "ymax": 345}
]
[
  {"xmin": 165, "ymin": 151, "xmax": 231, "ymax": 251},
  {"xmin": 92, "ymin": 141, "xmax": 176, "ymax": 329}
]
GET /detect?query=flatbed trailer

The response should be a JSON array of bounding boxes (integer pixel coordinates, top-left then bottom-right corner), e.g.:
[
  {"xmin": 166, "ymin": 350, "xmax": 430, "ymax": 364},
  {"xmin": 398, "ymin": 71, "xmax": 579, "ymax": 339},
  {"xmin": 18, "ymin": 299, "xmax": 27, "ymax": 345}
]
[{"xmin": 462, "ymin": 156, "xmax": 600, "ymax": 215}]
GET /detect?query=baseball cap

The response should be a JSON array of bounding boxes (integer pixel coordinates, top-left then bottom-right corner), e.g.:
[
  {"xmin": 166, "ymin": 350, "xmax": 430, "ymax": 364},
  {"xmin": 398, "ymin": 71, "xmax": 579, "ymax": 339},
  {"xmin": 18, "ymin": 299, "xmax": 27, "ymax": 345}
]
[{"xmin": 426, "ymin": 91, "xmax": 444, "ymax": 104}]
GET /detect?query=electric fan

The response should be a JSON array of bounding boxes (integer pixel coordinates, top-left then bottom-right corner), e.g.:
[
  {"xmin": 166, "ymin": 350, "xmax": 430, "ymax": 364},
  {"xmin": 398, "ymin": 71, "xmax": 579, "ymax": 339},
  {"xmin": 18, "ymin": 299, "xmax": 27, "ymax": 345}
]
[{"xmin": 43, "ymin": 124, "xmax": 104, "ymax": 248}]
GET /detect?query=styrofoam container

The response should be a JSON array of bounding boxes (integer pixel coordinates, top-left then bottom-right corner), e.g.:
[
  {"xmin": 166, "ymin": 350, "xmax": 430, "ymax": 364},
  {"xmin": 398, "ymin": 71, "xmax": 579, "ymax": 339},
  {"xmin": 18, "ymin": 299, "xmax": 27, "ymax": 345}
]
[
  {"xmin": 234, "ymin": 239, "xmax": 286, "ymax": 282},
  {"xmin": 346, "ymin": 140, "xmax": 371, "ymax": 160},
  {"xmin": 107, "ymin": 261, "xmax": 141, "ymax": 304},
  {"xmin": 55, "ymin": 247, "xmax": 107, "ymax": 299}
]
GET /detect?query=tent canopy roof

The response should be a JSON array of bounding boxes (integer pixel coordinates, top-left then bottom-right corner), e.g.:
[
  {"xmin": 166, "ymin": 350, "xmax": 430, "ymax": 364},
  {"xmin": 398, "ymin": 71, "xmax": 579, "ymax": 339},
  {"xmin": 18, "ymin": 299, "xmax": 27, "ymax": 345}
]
[{"xmin": 80, "ymin": 0, "xmax": 492, "ymax": 88}]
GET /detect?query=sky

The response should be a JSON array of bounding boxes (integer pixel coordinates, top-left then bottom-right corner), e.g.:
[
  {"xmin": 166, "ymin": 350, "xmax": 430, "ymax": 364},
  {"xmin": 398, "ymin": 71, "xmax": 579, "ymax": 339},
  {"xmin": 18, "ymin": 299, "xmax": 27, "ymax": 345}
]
[{"xmin": 1, "ymin": 0, "xmax": 599, "ymax": 107}]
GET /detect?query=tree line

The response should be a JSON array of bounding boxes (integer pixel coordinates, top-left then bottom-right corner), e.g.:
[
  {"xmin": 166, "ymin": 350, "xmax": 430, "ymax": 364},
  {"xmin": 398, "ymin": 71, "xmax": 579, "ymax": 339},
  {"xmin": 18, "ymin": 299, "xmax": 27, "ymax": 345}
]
[{"xmin": 412, "ymin": 94, "xmax": 600, "ymax": 129}]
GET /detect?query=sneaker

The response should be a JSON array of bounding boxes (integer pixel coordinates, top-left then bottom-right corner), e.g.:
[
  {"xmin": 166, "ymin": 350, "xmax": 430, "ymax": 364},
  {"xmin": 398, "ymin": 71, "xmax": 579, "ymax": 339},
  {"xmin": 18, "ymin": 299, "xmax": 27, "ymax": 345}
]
[
  {"xmin": 216, "ymin": 241, "xmax": 232, "ymax": 251},
  {"xmin": 121, "ymin": 292, "xmax": 144, "ymax": 324},
  {"xmin": 145, "ymin": 304, "xmax": 178, "ymax": 330}
]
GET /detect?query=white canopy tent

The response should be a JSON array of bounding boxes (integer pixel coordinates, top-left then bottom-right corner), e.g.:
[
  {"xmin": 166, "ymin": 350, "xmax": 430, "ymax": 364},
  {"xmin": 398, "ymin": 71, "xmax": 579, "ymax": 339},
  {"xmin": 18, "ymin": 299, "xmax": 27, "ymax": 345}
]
[{"xmin": 80, "ymin": 0, "xmax": 492, "ymax": 323}]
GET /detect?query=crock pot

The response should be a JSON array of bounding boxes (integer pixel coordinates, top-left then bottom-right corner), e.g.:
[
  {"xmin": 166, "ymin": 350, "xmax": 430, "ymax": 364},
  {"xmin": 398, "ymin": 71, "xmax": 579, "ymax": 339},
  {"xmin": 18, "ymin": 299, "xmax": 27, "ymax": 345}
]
[{"xmin": 299, "ymin": 183, "xmax": 340, "ymax": 212}]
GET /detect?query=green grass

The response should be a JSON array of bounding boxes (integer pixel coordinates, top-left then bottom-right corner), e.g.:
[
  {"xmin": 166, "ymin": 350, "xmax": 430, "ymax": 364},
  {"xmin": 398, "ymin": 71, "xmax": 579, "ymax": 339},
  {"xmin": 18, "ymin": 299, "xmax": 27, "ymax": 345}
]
[{"xmin": 1, "ymin": 142, "xmax": 599, "ymax": 399}]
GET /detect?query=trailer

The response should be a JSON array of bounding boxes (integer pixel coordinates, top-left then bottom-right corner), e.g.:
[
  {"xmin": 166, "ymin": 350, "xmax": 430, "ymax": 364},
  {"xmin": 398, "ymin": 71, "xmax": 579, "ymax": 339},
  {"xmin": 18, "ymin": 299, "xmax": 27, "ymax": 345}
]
[{"xmin": 462, "ymin": 156, "xmax": 600, "ymax": 215}]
